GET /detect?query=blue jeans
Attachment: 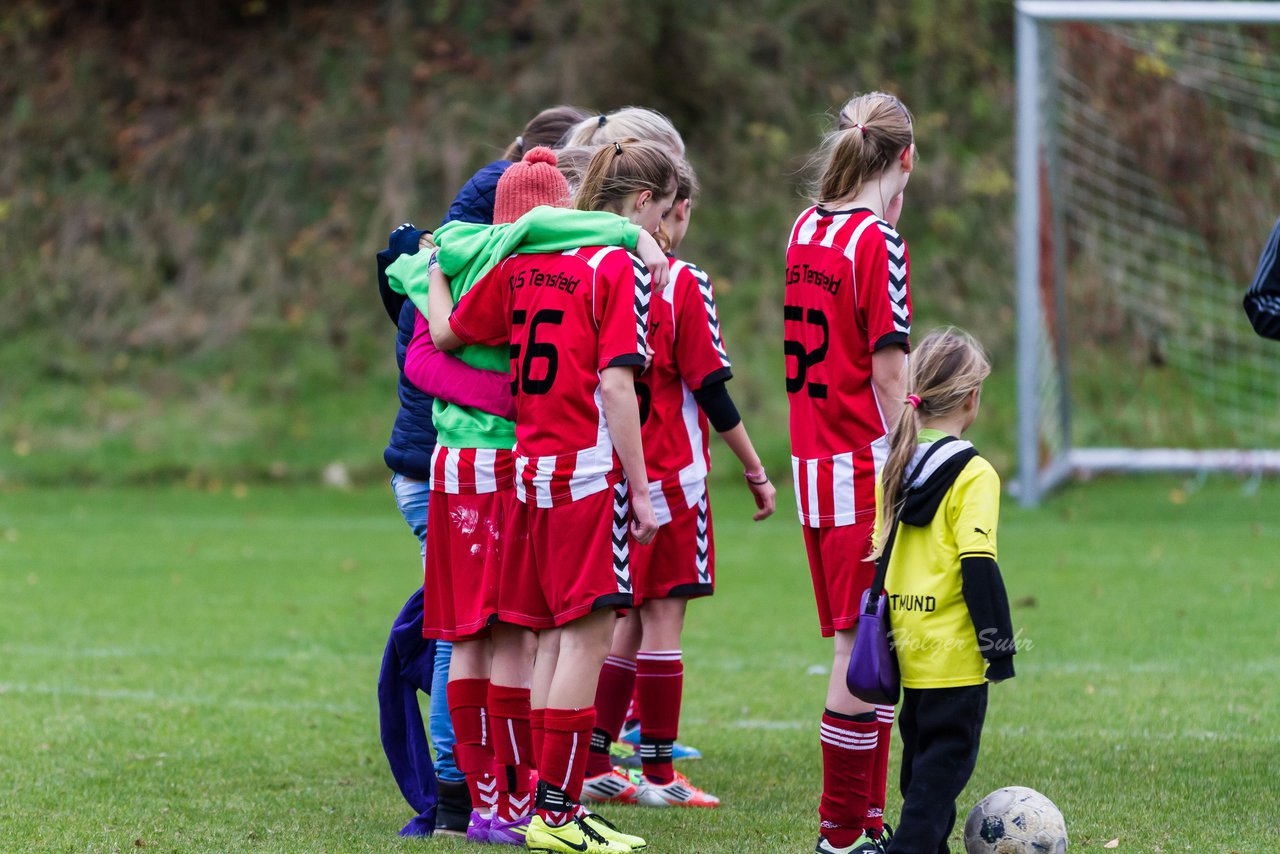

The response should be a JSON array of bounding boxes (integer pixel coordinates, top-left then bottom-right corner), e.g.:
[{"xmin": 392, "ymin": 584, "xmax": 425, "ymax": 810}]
[{"xmin": 390, "ymin": 472, "xmax": 461, "ymax": 783}]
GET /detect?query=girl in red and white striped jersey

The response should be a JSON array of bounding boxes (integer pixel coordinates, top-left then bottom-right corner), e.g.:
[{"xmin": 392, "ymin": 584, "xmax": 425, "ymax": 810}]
[
  {"xmin": 787, "ymin": 91, "xmax": 917, "ymax": 854},
  {"xmin": 413, "ymin": 151, "xmax": 588, "ymax": 845},
  {"xmin": 410, "ymin": 145, "xmax": 672, "ymax": 846},
  {"xmin": 581, "ymin": 159, "xmax": 777, "ymax": 810},
  {"xmin": 432, "ymin": 140, "xmax": 679, "ymax": 852}
]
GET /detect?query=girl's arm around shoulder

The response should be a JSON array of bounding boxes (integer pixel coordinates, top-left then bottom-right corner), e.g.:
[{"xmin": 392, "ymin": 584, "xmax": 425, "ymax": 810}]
[
  {"xmin": 405, "ymin": 309, "xmax": 516, "ymax": 420},
  {"xmin": 515, "ymin": 208, "xmax": 669, "ymax": 291},
  {"xmin": 436, "ymin": 257, "xmax": 513, "ymax": 350},
  {"xmin": 427, "ymin": 258, "xmax": 463, "ymax": 350}
]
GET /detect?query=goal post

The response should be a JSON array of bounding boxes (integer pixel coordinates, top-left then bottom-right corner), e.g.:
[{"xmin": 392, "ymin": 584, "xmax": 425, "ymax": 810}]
[{"xmin": 1014, "ymin": 1, "xmax": 1280, "ymax": 505}]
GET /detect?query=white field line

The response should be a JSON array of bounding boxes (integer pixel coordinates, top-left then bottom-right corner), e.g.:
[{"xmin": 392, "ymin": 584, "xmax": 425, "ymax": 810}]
[
  {"xmin": 1, "ymin": 643, "xmax": 373, "ymax": 664},
  {"xmin": 732, "ymin": 720, "xmax": 806, "ymax": 730},
  {"xmin": 705, "ymin": 718, "xmax": 1276, "ymax": 741},
  {"xmin": 1026, "ymin": 659, "xmax": 1280, "ymax": 675},
  {"xmin": 0, "ymin": 682, "xmax": 366, "ymax": 716},
  {"xmin": 3, "ymin": 685, "xmax": 1273, "ymax": 743},
  {"xmin": 984, "ymin": 724, "xmax": 1279, "ymax": 743}
]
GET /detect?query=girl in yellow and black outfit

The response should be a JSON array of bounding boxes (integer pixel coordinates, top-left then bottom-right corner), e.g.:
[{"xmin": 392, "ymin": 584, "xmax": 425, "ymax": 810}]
[{"xmin": 870, "ymin": 328, "xmax": 1016, "ymax": 854}]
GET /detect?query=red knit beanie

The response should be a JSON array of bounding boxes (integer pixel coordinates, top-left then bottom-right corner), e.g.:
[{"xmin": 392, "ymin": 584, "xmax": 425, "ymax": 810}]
[{"xmin": 493, "ymin": 147, "xmax": 571, "ymax": 225}]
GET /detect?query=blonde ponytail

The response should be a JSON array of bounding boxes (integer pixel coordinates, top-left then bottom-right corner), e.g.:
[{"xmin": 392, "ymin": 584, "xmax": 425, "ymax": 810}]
[
  {"xmin": 811, "ymin": 91, "xmax": 914, "ymax": 206},
  {"xmin": 575, "ymin": 139, "xmax": 677, "ymax": 215},
  {"xmin": 871, "ymin": 400, "xmax": 922, "ymax": 559}
]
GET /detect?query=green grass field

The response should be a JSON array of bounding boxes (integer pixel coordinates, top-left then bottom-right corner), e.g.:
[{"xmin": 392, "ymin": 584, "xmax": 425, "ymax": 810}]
[{"xmin": 1, "ymin": 476, "xmax": 1277, "ymax": 853}]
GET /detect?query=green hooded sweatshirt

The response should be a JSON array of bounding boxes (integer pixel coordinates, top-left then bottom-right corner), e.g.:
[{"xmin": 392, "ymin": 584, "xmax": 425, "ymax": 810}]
[{"xmin": 385, "ymin": 206, "xmax": 642, "ymax": 450}]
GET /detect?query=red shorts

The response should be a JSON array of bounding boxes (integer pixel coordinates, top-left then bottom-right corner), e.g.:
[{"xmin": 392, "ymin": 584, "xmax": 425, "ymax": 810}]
[
  {"xmin": 422, "ymin": 488, "xmax": 512, "ymax": 641},
  {"xmin": 802, "ymin": 518, "xmax": 875, "ymax": 637},
  {"xmin": 631, "ymin": 489, "xmax": 714, "ymax": 603},
  {"xmin": 499, "ymin": 480, "xmax": 634, "ymax": 629}
]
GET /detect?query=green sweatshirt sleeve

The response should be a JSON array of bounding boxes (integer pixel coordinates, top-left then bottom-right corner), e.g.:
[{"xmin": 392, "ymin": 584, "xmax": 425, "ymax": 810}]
[
  {"xmin": 383, "ymin": 251, "xmax": 428, "ymax": 300},
  {"xmin": 497, "ymin": 207, "xmax": 641, "ymax": 258},
  {"xmin": 387, "ymin": 207, "xmax": 643, "ymax": 316},
  {"xmin": 437, "ymin": 207, "xmax": 640, "ymax": 292}
]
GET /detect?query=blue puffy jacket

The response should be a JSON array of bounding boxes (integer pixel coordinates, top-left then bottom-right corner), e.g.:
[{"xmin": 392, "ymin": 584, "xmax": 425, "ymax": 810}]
[
  {"xmin": 379, "ymin": 160, "xmax": 512, "ymax": 479},
  {"xmin": 442, "ymin": 160, "xmax": 511, "ymax": 230},
  {"xmin": 377, "ymin": 161, "xmax": 513, "ymax": 834}
]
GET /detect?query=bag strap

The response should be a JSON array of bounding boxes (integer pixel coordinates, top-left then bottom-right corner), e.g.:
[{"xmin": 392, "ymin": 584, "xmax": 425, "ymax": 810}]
[{"xmin": 864, "ymin": 436, "xmax": 959, "ymax": 614}]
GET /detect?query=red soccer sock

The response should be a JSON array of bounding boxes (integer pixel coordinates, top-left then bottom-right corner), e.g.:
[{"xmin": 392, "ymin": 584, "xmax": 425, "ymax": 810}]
[
  {"xmin": 625, "ymin": 685, "xmax": 640, "ymax": 726},
  {"xmin": 447, "ymin": 678, "xmax": 498, "ymax": 815},
  {"xmin": 819, "ymin": 709, "xmax": 878, "ymax": 848},
  {"xmin": 636, "ymin": 649, "xmax": 683, "ymax": 785},
  {"xmin": 488, "ymin": 683, "xmax": 534, "ymax": 821},
  {"xmin": 536, "ymin": 707, "xmax": 596, "ymax": 824},
  {"xmin": 530, "ymin": 707, "xmax": 545, "ymax": 773},
  {"xmin": 867, "ymin": 704, "xmax": 895, "ymax": 837},
  {"xmin": 587, "ymin": 655, "xmax": 637, "ymax": 777}
]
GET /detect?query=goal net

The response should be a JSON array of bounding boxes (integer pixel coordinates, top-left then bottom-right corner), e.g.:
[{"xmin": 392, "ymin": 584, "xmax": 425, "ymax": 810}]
[{"xmin": 1015, "ymin": 2, "xmax": 1280, "ymax": 503}]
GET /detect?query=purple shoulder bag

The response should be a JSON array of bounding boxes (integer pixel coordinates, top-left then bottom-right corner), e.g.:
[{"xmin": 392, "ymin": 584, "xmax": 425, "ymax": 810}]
[
  {"xmin": 846, "ymin": 438, "xmax": 958, "ymax": 704},
  {"xmin": 845, "ymin": 518, "xmax": 900, "ymax": 705}
]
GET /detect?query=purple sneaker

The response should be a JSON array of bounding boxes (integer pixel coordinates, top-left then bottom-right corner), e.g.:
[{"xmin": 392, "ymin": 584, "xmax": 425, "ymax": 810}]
[
  {"xmin": 486, "ymin": 814, "xmax": 532, "ymax": 845},
  {"xmin": 464, "ymin": 810, "xmax": 492, "ymax": 844}
]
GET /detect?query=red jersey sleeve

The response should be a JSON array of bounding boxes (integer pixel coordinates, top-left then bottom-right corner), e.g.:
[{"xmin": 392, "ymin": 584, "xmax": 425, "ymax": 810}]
[
  {"xmin": 595, "ymin": 249, "xmax": 650, "ymax": 371},
  {"xmin": 858, "ymin": 222, "xmax": 912, "ymax": 353},
  {"xmin": 449, "ymin": 257, "xmax": 513, "ymax": 346},
  {"xmin": 673, "ymin": 262, "xmax": 733, "ymax": 390}
]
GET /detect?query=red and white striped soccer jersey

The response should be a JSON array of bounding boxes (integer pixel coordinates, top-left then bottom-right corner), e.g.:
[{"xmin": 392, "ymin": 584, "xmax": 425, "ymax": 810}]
[
  {"xmin": 449, "ymin": 246, "xmax": 650, "ymax": 507},
  {"xmin": 428, "ymin": 445, "xmax": 516, "ymax": 495},
  {"xmin": 785, "ymin": 206, "xmax": 911, "ymax": 528},
  {"xmin": 636, "ymin": 257, "xmax": 733, "ymax": 523}
]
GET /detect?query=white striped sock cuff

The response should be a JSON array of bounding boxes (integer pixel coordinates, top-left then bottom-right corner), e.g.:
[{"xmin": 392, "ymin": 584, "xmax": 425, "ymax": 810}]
[
  {"xmin": 604, "ymin": 655, "xmax": 638, "ymax": 671},
  {"xmin": 636, "ymin": 649, "xmax": 682, "ymax": 662},
  {"xmin": 819, "ymin": 722, "xmax": 878, "ymax": 751},
  {"xmin": 874, "ymin": 704, "xmax": 895, "ymax": 724}
]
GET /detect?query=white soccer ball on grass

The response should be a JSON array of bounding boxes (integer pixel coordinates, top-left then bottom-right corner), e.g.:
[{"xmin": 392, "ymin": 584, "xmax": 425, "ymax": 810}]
[{"xmin": 964, "ymin": 786, "xmax": 1068, "ymax": 854}]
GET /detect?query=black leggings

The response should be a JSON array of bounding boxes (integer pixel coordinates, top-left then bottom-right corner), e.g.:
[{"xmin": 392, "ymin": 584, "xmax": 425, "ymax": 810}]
[{"xmin": 886, "ymin": 684, "xmax": 988, "ymax": 854}]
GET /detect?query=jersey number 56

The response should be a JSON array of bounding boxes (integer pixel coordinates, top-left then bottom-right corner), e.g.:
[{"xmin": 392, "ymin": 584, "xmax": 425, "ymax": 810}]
[{"xmin": 511, "ymin": 309, "xmax": 564, "ymax": 395}]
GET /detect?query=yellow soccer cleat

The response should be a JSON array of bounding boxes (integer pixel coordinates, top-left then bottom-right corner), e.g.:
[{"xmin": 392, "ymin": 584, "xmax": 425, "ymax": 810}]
[
  {"xmin": 581, "ymin": 811, "xmax": 647, "ymax": 850},
  {"xmin": 524, "ymin": 814, "xmax": 631, "ymax": 853}
]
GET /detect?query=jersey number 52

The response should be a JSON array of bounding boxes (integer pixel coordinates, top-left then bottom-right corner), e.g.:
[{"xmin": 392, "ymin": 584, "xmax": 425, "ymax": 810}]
[{"xmin": 784, "ymin": 305, "xmax": 828, "ymax": 399}]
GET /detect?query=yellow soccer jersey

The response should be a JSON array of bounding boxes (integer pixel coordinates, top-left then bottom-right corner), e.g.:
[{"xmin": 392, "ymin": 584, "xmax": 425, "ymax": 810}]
[{"xmin": 873, "ymin": 438, "xmax": 1001, "ymax": 689}]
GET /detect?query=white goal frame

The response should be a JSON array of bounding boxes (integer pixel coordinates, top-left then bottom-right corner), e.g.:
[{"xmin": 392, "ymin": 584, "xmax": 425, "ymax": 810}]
[{"xmin": 1014, "ymin": 1, "xmax": 1280, "ymax": 505}]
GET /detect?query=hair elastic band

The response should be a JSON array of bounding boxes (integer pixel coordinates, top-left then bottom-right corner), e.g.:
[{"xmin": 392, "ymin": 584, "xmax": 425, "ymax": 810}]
[
  {"xmin": 854, "ymin": 122, "xmax": 866, "ymax": 134},
  {"xmin": 613, "ymin": 141, "xmax": 623, "ymax": 155},
  {"xmin": 515, "ymin": 135, "xmax": 524, "ymax": 152},
  {"xmin": 907, "ymin": 394, "xmax": 921, "ymax": 409},
  {"xmin": 598, "ymin": 115, "xmax": 608, "ymax": 127}
]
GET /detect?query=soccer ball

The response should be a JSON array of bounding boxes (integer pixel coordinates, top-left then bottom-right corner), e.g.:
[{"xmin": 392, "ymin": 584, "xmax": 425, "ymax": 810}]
[{"xmin": 964, "ymin": 786, "xmax": 1068, "ymax": 853}]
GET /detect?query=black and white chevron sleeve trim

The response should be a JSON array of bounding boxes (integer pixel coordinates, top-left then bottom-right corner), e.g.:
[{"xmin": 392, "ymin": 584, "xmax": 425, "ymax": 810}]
[
  {"xmin": 630, "ymin": 252, "xmax": 652, "ymax": 355},
  {"xmin": 611, "ymin": 480, "xmax": 632, "ymax": 594},
  {"xmin": 684, "ymin": 263, "xmax": 732, "ymax": 369},
  {"xmin": 877, "ymin": 222, "xmax": 910, "ymax": 336}
]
